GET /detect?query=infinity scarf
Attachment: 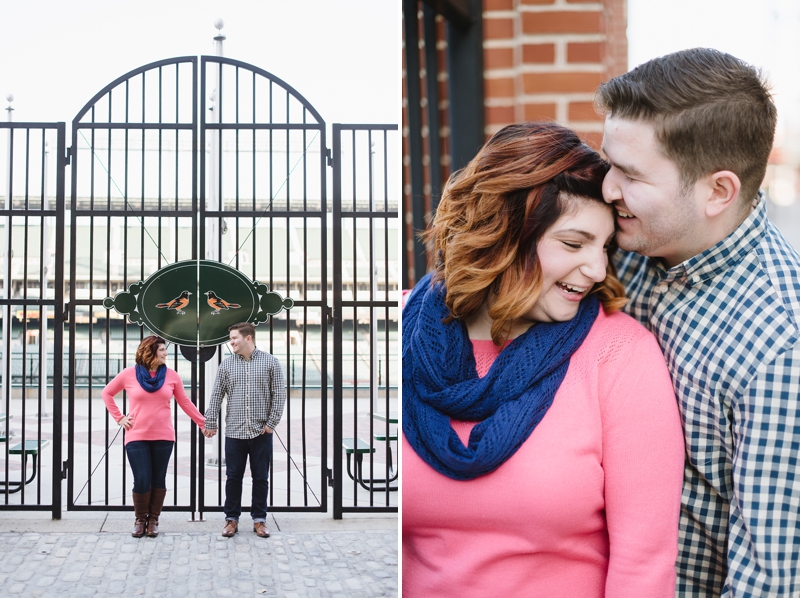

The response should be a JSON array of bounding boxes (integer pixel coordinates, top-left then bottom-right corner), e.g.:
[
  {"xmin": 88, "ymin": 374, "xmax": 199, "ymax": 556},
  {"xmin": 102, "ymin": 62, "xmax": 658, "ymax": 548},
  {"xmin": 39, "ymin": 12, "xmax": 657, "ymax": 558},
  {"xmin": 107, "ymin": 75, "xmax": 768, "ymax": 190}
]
[
  {"xmin": 402, "ymin": 273, "xmax": 599, "ymax": 480},
  {"xmin": 135, "ymin": 364, "xmax": 167, "ymax": 393}
]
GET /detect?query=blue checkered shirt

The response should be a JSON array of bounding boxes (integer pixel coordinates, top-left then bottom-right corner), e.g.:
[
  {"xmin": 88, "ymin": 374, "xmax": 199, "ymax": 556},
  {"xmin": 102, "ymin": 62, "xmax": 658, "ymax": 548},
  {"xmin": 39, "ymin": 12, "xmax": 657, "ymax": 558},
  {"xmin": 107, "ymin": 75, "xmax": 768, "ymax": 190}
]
[
  {"xmin": 615, "ymin": 196, "xmax": 800, "ymax": 597},
  {"xmin": 204, "ymin": 348, "xmax": 286, "ymax": 439}
]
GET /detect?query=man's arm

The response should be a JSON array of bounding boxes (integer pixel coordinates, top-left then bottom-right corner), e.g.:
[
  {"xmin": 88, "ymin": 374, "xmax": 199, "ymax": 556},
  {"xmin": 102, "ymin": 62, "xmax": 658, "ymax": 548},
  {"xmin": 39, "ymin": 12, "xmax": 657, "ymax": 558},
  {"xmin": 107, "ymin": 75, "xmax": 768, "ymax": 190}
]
[
  {"xmin": 728, "ymin": 343, "xmax": 800, "ymax": 596},
  {"xmin": 203, "ymin": 364, "xmax": 228, "ymax": 437},
  {"xmin": 265, "ymin": 356, "xmax": 286, "ymax": 432}
]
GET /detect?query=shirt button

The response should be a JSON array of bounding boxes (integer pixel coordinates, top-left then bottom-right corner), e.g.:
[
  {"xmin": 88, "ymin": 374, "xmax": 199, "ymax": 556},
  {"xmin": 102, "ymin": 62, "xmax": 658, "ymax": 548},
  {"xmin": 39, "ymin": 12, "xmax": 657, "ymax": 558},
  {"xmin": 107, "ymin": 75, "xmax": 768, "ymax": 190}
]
[{"xmin": 656, "ymin": 284, "xmax": 668, "ymax": 293}]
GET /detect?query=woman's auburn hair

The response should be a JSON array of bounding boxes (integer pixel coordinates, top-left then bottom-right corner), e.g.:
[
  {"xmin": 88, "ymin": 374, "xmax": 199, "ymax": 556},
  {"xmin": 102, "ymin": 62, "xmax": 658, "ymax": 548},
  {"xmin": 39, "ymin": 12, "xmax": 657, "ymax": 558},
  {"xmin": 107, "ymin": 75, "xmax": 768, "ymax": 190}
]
[
  {"xmin": 423, "ymin": 121, "xmax": 627, "ymax": 344},
  {"xmin": 135, "ymin": 335, "xmax": 167, "ymax": 371}
]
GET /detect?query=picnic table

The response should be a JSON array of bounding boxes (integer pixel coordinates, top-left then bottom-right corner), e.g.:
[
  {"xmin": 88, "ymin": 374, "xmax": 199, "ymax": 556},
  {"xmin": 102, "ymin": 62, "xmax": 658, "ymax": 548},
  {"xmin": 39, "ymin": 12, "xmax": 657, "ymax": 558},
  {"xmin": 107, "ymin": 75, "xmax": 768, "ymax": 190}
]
[
  {"xmin": 0, "ymin": 412, "xmax": 50, "ymax": 494},
  {"xmin": 343, "ymin": 411, "xmax": 398, "ymax": 492}
]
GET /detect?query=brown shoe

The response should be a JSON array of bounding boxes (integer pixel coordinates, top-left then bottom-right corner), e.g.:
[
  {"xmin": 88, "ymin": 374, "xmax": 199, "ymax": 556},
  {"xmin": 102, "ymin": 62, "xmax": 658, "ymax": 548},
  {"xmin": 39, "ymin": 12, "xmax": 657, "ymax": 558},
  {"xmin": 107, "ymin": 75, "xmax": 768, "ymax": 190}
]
[
  {"xmin": 253, "ymin": 521, "xmax": 270, "ymax": 538},
  {"xmin": 222, "ymin": 519, "xmax": 238, "ymax": 537},
  {"xmin": 146, "ymin": 487, "xmax": 167, "ymax": 537},
  {"xmin": 131, "ymin": 491, "xmax": 150, "ymax": 538}
]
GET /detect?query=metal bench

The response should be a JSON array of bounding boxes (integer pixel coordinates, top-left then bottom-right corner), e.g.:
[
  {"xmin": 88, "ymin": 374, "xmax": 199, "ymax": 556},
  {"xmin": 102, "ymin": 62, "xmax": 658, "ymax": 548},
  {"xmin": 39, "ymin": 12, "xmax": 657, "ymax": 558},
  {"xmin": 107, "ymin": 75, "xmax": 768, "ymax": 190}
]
[
  {"xmin": 1, "ymin": 439, "xmax": 51, "ymax": 494},
  {"xmin": 0, "ymin": 413, "xmax": 11, "ymax": 443},
  {"xmin": 342, "ymin": 436, "xmax": 397, "ymax": 492}
]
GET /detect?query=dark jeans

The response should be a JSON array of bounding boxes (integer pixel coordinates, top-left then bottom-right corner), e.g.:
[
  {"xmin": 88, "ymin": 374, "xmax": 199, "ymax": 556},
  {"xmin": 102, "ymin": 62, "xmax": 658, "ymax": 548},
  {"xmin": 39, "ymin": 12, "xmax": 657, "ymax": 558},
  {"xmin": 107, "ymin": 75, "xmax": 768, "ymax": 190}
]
[
  {"xmin": 224, "ymin": 432, "xmax": 272, "ymax": 522},
  {"xmin": 125, "ymin": 440, "xmax": 174, "ymax": 494}
]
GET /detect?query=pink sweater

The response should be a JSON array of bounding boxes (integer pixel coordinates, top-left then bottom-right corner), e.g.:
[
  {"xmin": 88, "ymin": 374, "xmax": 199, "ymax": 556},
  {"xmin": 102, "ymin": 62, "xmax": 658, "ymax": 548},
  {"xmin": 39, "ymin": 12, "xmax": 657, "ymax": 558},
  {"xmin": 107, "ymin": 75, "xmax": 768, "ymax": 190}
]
[
  {"xmin": 102, "ymin": 367, "xmax": 205, "ymax": 444},
  {"xmin": 402, "ymin": 308, "xmax": 685, "ymax": 597}
]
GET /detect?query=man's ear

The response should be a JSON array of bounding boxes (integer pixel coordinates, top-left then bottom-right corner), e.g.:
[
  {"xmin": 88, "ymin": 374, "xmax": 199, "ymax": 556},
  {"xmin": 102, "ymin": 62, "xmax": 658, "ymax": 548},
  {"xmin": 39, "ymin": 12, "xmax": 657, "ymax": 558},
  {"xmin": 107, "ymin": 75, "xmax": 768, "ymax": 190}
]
[{"xmin": 702, "ymin": 170, "xmax": 741, "ymax": 218}]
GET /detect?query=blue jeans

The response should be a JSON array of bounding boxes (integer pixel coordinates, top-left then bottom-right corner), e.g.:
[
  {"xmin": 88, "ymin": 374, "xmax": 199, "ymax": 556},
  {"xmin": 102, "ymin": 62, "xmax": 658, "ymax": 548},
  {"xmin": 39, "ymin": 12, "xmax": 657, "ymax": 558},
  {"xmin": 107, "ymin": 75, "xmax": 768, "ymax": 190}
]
[
  {"xmin": 125, "ymin": 440, "xmax": 174, "ymax": 494},
  {"xmin": 224, "ymin": 432, "xmax": 272, "ymax": 523}
]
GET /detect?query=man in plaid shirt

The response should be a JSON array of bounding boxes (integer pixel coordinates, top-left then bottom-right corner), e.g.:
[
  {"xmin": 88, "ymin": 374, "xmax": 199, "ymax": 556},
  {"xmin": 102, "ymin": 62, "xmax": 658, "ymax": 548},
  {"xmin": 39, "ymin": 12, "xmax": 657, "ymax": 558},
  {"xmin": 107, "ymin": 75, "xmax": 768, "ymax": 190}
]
[
  {"xmin": 597, "ymin": 48, "xmax": 800, "ymax": 596},
  {"xmin": 203, "ymin": 322, "xmax": 286, "ymax": 538}
]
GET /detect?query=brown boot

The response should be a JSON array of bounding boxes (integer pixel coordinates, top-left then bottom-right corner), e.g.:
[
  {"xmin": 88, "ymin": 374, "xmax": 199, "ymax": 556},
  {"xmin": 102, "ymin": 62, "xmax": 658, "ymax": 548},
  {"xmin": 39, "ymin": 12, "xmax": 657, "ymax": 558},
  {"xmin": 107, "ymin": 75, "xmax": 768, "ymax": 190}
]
[
  {"xmin": 146, "ymin": 487, "xmax": 167, "ymax": 537},
  {"xmin": 132, "ymin": 491, "xmax": 150, "ymax": 538}
]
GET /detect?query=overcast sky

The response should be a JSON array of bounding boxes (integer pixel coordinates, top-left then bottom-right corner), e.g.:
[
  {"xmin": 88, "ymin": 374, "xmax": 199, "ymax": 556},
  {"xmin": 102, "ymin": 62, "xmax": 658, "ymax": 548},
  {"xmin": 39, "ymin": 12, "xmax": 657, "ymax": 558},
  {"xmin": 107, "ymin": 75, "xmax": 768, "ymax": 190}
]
[
  {"xmin": 0, "ymin": 0, "xmax": 400, "ymax": 126},
  {"xmin": 629, "ymin": 0, "xmax": 800, "ymax": 141}
]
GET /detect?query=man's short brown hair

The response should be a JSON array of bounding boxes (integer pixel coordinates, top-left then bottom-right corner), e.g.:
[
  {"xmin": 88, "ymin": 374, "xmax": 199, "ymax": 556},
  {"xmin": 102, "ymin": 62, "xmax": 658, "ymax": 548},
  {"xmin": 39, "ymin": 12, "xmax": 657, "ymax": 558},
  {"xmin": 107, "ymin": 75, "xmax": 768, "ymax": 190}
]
[
  {"xmin": 595, "ymin": 47, "xmax": 776, "ymax": 205},
  {"xmin": 228, "ymin": 322, "xmax": 256, "ymax": 339}
]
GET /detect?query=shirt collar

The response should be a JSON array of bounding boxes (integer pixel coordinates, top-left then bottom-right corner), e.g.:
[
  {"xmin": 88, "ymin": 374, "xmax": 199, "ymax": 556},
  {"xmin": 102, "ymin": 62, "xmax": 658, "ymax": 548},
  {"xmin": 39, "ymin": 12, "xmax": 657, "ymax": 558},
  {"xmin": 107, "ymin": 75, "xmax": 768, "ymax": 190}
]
[
  {"xmin": 645, "ymin": 193, "xmax": 767, "ymax": 285},
  {"xmin": 235, "ymin": 347, "xmax": 260, "ymax": 361}
]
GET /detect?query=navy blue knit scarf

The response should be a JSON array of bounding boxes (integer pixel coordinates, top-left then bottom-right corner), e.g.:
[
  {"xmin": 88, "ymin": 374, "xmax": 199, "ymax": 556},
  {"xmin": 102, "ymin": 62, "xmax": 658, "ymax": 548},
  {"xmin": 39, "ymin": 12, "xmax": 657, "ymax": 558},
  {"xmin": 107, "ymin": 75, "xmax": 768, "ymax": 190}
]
[
  {"xmin": 135, "ymin": 364, "xmax": 167, "ymax": 393},
  {"xmin": 402, "ymin": 273, "xmax": 599, "ymax": 480}
]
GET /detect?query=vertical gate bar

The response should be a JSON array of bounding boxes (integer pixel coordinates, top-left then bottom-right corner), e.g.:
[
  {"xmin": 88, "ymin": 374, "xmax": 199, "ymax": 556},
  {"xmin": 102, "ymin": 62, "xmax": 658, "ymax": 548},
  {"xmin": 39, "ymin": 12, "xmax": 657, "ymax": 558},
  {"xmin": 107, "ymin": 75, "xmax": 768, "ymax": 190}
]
[
  {"xmin": 301, "ymin": 111, "xmax": 308, "ymax": 505},
  {"xmin": 319, "ymin": 121, "xmax": 327, "ymax": 513},
  {"xmin": 122, "ymin": 79, "xmax": 130, "ymax": 498},
  {"xmin": 88, "ymin": 107, "xmax": 96, "ymax": 504},
  {"xmin": 198, "ymin": 58, "xmax": 208, "ymax": 514},
  {"xmin": 38, "ymin": 129, "xmax": 46, "ymax": 503},
  {"xmin": 3, "ymin": 128, "xmax": 11, "ymax": 508},
  {"xmin": 32, "ymin": 129, "xmax": 42, "ymax": 504},
  {"xmin": 372, "ymin": 130, "xmax": 386, "ymax": 497},
  {"xmin": 351, "ymin": 129, "xmax": 359, "ymax": 505},
  {"xmin": 158, "ymin": 67, "xmax": 164, "ymax": 272},
  {"xmin": 217, "ymin": 62, "xmax": 223, "ymax": 264},
  {"xmin": 191, "ymin": 57, "xmax": 199, "ymax": 517},
  {"xmin": 21, "ymin": 129, "xmax": 30, "ymax": 504},
  {"xmin": 367, "ymin": 130, "xmax": 378, "ymax": 503},
  {"xmin": 215, "ymin": 60, "xmax": 224, "ymax": 507},
  {"xmin": 284, "ymin": 120, "xmax": 291, "ymax": 506},
  {"xmin": 235, "ymin": 67, "xmax": 239, "ymax": 217},
  {"xmin": 383, "ymin": 128, "xmax": 391, "ymax": 506},
  {"xmin": 53, "ymin": 121, "xmax": 66, "ymax": 517},
  {"xmin": 68, "ymin": 116, "xmax": 77, "ymax": 509},
  {"xmin": 107, "ymin": 93, "xmax": 112, "ymax": 212},
  {"xmin": 268, "ymin": 80, "xmax": 274, "ymax": 507},
  {"xmin": 24, "ymin": 129, "xmax": 30, "ymax": 210},
  {"xmin": 105, "ymin": 96, "xmax": 112, "ymax": 503},
  {"xmin": 332, "ymin": 124, "xmax": 343, "ymax": 518}
]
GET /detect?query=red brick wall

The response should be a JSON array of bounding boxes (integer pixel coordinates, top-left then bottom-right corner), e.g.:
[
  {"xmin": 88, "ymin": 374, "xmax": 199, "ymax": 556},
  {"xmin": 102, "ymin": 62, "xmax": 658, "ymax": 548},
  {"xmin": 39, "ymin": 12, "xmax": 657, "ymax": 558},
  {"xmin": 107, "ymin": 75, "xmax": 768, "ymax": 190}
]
[
  {"xmin": 402, "ymin": 0, "xmax": 627, "ymax": 285},
  {"xmin": 483, "ymin": 0, "xmax": 627, "ymax": 149}
]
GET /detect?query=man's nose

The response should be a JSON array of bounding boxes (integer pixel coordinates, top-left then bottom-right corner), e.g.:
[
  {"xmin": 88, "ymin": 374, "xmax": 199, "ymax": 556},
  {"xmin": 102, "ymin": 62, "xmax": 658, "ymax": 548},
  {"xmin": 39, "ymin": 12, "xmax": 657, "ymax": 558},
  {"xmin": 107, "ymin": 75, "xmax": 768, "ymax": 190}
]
[{"xmin": 602, "ymin": 169, "xmax": 623, "ymax": 204}]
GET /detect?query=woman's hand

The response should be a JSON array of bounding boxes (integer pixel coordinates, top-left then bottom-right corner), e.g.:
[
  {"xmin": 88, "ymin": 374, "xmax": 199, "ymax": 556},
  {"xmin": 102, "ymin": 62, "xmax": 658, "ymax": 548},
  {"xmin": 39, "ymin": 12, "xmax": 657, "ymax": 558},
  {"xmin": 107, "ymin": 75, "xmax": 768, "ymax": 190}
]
[{"xmin": 118, "ymin": 415, "xmax": 134, "ymax": 430}]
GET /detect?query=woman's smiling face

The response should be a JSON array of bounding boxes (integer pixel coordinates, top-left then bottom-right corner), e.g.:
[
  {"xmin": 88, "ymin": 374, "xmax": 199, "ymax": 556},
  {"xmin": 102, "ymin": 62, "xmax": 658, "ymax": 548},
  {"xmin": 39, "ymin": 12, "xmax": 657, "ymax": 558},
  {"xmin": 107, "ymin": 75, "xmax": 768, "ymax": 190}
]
[
  {"xmin": 524, "ymin": 196, "xmax": 616, "ymax": 324},
  {"xmin": 155, "ymin": 343, "xmax": 168, "ymax": 367}
]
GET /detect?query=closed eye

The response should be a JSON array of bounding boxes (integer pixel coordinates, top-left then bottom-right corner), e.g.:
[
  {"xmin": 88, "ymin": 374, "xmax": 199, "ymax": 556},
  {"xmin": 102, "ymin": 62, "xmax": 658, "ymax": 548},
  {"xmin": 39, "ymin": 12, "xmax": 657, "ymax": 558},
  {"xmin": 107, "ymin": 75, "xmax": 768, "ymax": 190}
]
[{"xmin": 562, "ymin": 241, "xmax": 581, "ymax": 249}]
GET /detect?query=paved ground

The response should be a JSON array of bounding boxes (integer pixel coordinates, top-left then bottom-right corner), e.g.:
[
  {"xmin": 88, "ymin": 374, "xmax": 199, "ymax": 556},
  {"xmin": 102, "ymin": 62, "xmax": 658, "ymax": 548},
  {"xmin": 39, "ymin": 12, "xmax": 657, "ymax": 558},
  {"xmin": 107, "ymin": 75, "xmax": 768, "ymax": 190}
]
[{"xmin": 0, "ymin": 512, "xmax": 398, "ymax": 597}]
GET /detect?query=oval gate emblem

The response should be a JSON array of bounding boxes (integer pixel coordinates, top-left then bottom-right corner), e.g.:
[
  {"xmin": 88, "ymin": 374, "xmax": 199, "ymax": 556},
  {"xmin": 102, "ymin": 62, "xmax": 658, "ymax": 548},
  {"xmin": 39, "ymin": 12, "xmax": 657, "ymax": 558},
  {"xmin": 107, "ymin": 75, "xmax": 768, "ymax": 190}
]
[{"xmin": 103, "ymin": 260, "xmax": 293, "ymax": 346}]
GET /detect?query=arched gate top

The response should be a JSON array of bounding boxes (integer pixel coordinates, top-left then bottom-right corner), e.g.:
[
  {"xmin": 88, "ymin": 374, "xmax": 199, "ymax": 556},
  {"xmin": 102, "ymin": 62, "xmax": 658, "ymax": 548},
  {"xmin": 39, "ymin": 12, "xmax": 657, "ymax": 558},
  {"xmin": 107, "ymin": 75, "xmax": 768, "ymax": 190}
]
[{"xmin": 72, "ymin": 55, "xmax": 326, "ymax": 127}]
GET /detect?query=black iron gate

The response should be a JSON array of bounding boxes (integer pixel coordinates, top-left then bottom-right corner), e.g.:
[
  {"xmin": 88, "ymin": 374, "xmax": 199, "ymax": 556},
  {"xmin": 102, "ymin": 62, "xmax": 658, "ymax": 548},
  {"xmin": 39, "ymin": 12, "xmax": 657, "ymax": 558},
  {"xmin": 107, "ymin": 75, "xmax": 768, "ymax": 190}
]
[
  {"xmin": 0, "ymin": 121, "xmax": 66, "ymax": 517},
  {"xmin": 0, "ymin": 56, "xmax": 397, "ymax": 518}
]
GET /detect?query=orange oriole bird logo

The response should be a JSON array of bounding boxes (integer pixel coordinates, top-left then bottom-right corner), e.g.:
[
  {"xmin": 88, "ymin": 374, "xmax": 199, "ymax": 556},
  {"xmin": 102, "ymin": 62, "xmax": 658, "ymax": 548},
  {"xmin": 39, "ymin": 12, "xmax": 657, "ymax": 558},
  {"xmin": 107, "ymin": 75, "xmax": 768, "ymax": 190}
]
[
  {"xmin": 155, "ymin": 290, "xmax": 191, "ymax": 315},
  {"xmin": 205, "ymin": 290, "xmax": 241, "ymax": 315}
]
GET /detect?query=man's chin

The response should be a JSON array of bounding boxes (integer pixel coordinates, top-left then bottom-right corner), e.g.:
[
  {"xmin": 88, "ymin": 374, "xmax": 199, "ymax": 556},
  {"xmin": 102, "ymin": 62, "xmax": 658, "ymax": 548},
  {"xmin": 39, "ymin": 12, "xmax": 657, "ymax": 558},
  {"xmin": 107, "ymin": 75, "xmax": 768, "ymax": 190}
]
[{"xmin": 615, "ymin": 234, "xmax": 640, "ymax": 254}]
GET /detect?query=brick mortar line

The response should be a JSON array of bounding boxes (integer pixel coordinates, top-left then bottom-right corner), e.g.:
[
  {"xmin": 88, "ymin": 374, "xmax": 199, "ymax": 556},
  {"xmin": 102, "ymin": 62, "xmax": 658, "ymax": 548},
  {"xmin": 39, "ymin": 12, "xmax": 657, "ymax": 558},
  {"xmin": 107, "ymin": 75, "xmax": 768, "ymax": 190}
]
[{"xmin": 484, "ymin": 34, "xmax": 606, "ymax": 47}]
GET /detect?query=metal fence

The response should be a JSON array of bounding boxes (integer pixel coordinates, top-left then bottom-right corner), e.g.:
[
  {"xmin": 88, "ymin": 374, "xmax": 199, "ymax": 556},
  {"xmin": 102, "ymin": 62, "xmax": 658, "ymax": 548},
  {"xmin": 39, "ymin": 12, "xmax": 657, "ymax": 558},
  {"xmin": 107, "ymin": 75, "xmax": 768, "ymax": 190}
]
[{"xmin": 0, "ymin": 55, "xmax": 398, "ymax": 519}]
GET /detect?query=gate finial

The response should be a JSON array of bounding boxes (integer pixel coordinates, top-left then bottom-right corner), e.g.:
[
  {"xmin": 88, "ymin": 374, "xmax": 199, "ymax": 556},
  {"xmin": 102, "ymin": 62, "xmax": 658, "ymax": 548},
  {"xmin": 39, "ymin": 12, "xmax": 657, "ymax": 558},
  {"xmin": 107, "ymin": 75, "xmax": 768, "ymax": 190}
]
[{"xmin": 213, "ymin": 18, "xmax": 226, "ymax": 48}]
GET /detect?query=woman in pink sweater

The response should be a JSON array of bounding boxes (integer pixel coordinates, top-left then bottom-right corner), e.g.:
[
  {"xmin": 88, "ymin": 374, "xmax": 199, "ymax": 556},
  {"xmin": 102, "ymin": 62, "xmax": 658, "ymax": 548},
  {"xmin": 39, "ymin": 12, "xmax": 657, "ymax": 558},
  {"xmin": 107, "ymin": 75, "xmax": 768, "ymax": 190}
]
[
  {"xmin": 102, "ymin": 335, "xmax": 206, "ymax": 538},
  {"xmin": 402, "ymin": 122, "xmax": 685, "ymax": 597}
]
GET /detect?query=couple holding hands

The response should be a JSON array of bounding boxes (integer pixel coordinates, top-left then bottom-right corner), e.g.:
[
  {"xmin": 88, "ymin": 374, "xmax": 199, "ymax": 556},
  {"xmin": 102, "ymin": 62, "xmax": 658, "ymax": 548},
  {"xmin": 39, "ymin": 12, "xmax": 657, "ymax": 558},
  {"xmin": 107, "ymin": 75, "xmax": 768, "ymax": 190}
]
[
  {"xmin": 403, "ymin": 48, "xmax": 800, "ymax": 597},
  {"xmin": 102, "ymin": 322, "xmax": 285, "ymax": 540}
]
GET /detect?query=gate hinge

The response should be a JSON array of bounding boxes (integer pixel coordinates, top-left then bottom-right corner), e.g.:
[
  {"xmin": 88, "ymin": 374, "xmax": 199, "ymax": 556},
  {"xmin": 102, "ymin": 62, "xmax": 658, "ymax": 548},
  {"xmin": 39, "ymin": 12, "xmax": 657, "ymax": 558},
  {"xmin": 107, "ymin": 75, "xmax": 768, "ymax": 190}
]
[
  {"xmin": 325, "ymin": 147, "xmax": 333, "ymax": 168},
  {"xmin": 61, "ymin": 460, "xmax": 68, "ymax": 479},
  {"xmin": 326, "ymin": 467, "xmax": 334, "ymax": 487},
  {"xmin": 326, "ymin": 306, "xmax": 334, "ymax": 327},
  {"xmin": 63, "ymin": 302, "xmax": 70, "ymax": 323},
  {"xmin": 65, "ymin": 146, "xmax": 72, "ymax": 166}
]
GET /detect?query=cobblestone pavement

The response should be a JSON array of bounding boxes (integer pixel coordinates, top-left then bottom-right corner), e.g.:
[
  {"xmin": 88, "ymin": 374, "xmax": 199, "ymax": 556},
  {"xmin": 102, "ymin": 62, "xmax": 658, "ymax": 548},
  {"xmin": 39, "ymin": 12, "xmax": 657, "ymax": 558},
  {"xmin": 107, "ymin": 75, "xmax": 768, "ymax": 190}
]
[{"xmin": 0, "ymin": 523, "xmax": 397, "ymax": 597}]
